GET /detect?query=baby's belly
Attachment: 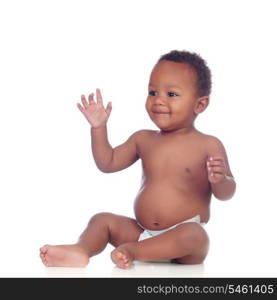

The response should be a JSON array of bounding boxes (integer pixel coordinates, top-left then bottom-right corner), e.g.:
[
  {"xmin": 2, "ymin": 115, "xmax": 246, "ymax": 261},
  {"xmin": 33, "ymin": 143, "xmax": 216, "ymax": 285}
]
[{"xmin": 134, "ymin": 183, "xmax": 211, "ymax": 230}]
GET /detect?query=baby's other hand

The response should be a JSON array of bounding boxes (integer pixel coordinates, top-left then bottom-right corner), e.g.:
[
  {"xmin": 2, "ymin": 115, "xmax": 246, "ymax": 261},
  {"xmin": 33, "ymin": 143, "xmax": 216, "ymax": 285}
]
[
  {"xmin": 206, "ymin": 156, "xmax": 227, "ymax": 184},
  {"xmin": 76, "ymin": 88, "xmax": 112, "ymax": 128}
]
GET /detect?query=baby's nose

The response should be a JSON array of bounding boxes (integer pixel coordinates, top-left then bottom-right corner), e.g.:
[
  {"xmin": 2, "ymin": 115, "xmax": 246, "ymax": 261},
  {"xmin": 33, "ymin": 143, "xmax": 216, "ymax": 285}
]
[{"xmin": 154, "ymin": 96, "xmax": 166, "ymax": 105}]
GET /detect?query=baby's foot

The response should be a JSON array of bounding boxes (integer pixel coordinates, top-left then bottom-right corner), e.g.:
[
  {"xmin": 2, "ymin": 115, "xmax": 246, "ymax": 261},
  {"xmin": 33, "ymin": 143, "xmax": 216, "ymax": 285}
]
[
  {"xmin": 111, "ymin": 245, "xmax": 134, "ymax": 269},
  {"xmin": 39, "ymin": 244, "xmax": 89, "ymax": 267}
]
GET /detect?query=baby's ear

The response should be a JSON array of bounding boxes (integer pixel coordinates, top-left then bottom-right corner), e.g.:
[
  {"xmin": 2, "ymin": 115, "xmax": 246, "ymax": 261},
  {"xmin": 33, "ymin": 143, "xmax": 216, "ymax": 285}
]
[{"xmin": 194, "ymin": 96, "xmax": 209, "ymax": 114}]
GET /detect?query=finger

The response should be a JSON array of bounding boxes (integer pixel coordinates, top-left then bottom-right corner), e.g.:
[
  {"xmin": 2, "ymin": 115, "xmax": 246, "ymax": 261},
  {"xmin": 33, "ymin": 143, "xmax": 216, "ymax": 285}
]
[
  {"xmin": 207, "ymin": 157, "xmax": 225, "ymax": 168},
  {"xmin": 76, "ymin": 103, "xmax": 85, "ymax": 113},
  {"xmin": 209, "ymin": 166, "xmax": 224, "ymax": 173},
  {"xmin": 81, "ymin": 95, "xmax": 89, "ymax": 108},
  {"xmin": 209, "ymin": 172, "xmax": 225, "ymax": 181},
  {"xmin": 96, "ymin": 88, "xmax": 103, "ymax": 105},
  {"xmin": 209, "ymin": 171, "xmax": 224, "ymax": 178},
  {"xmin": 105, "ymin": 102, "xmax": 112, "ymax": 117},
  {"xmin": 207, "ymin": 160, "xmax": 224, "ymax": 167},
  {"xmin": 209, "ymin": 173, "xmax": 225, "ymax": 182},
  {"xmin": 207, "ymin": 165, "xmax": 224, "ymax": 176},
  {"xmin": 212, "ymin": 171, "xmax": 225, "ymax": 175},
  {"xmin": 88, "ymin": 93, "xmax": 95, "ymax": 104},
  {"xmin": 208, "ymin": 156, "xmax": 224, "ymax": 162}
]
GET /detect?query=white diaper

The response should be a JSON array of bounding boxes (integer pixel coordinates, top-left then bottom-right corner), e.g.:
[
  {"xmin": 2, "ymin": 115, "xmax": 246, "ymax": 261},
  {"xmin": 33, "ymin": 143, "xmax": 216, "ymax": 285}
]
[
  {"xmin": 138, "ymin": 215, "xmax": 205, "ymax": 242},
  {"xmin": 137, "ymin": 215, "xmax": 205, "ymax": 263}
]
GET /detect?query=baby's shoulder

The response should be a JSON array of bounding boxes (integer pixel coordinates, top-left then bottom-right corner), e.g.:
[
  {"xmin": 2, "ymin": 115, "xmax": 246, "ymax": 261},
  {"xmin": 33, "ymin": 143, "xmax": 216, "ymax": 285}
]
[
  {"xmin": 200, "ymin": 133, "xmax": 222, "ymax": 144},
  {"xmin": 198, "ymin": 133, "xmax": 226, "ymax": 153},
  {"xmin": 132, "ymin": 129, "xmax": 157, "ymax": 139},
  {"xmin": 130, "ymin": 129, "xmax": 157, "ymax": 147},
  {"xmin": 128, "ymin": 129, "xmax": 154, "ymax": 138}
]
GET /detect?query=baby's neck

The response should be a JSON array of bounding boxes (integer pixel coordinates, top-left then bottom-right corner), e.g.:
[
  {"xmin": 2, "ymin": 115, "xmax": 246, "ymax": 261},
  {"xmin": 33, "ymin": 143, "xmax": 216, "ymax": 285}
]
[{"xmin": 159, "ymin": 125, "xmax": 196, "ymax": 136}]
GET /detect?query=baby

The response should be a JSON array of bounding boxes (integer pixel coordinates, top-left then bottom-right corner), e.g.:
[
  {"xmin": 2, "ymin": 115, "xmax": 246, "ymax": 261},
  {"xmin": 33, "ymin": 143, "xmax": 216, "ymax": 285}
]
[{"xmin": 40, "ymin": 50, "xmax": 236, "ymax": 269}]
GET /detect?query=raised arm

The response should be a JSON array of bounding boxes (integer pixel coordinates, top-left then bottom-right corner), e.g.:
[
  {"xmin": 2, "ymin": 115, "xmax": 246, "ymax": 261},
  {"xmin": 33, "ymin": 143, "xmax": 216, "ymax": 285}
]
[
  {"xmin": 205, "ymin": 136, "xmax": 236, "ymax": 200},
  {"xmin": 90, "ymin": 126, "xmax": 140, "ymax": 172},
  {"xmin": 77, "ymin": 89, "xmax": 139, "ymax": 173}
]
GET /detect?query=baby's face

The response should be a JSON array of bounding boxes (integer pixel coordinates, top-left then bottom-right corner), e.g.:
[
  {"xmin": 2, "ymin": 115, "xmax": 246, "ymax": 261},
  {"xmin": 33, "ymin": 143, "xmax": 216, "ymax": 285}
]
[{"xmin": 146, "ymin": 60, "xmax": 199, "ymax": 132}]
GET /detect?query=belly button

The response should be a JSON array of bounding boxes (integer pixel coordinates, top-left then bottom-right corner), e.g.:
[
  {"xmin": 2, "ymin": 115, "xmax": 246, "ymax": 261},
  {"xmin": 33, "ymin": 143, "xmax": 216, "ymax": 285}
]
[
  {"xmin": 185, "ymin": 167, "xmax": 191, "ymax": 173},
  {"xmin": 153, "ymin": 222, "xmax": 159, "ymax": 226}
]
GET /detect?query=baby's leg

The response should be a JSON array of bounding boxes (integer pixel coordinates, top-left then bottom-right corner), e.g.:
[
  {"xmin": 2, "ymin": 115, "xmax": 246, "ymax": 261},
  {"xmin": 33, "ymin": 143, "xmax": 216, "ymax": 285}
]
[
  {"xmin": 111, "ymin": 222, "xmax": 209, "ymax": 268},
  {"xmin": 40, "ymin": 213, "xmax": 143, "ymax": 267}
]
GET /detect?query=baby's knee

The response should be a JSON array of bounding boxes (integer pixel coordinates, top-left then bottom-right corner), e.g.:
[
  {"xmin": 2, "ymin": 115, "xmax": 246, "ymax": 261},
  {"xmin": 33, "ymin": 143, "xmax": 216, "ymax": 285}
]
[
  {"xmin": 88, "ymin": 212, "xmax": 115, "ymax": 226},
  {"xmin": 177, "ymin": 223, "xmax": 209, "ymax": 248}
]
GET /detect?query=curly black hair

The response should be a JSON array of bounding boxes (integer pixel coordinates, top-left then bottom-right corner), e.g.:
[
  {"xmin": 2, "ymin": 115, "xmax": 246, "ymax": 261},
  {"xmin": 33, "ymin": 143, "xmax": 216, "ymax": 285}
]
[{"xmin": 158, "ymin": 50, "xmax": 212, "ymax": 97}]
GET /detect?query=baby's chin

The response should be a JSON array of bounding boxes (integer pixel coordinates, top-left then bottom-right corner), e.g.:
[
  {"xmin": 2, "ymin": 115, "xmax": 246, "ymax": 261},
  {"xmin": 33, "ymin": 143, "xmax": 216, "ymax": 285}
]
[
  {"xmin": 152, "ymin": 122, "xmax": 169, "ymax": 131},
  {"xmin": 153, "ymin": 121, "xmax": 189, "ymax": 133},
  {"xmin": 153, "ymin": 122, "xmax": 179, "ymax": 132},
  {"xmin": 148, "ymin": 114, "xmax": 184, "ymax": 132}
]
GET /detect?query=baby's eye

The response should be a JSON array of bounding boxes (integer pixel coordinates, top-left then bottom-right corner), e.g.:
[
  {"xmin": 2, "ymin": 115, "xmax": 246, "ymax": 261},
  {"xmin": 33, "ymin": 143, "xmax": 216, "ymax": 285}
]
[
  {"xmin": 168, "ymin": 92, "xmax": 178, "ymax": 97},
  {"xmin": 148, "ymin": 90, "xmax": 157, "ymax": 96}
]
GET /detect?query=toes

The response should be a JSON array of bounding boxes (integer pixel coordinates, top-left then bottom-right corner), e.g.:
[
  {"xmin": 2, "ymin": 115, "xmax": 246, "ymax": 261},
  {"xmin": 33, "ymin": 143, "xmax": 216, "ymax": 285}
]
[
  {"xmin": 116, "ymin": 251, "xmax": 128, "ymax": 262},
  {"xmin": 121, "ymin": 257, "xmax": 129, "ymax": 266},
  {"xmin": 122, "ymin": 262, "xmax": 131, "ymax": 269},
  {"xmin": 40, "ymin": 253, "xmax": 49, "ymax": 266},
  {"xmin": 40, "ymin": 244, "xmax": 50, "ymax": 254},
  {"xmin": 121, "ymin": 254, "xmax": 130, "ymax": 265},
  {"xmin": 44, "ymin": 254, "xmax": 53, "ymax": 267},
  {"xmin": 39, "ymin": 245, "xmax": 53, "ymax": 267},
  {"xmin": 111, "ymin": 249, "xmax": 132, "ymax": 269},
  {"xmin": 116, "ymin": 251, "xmax": 123, "ymax": 259},
  {"xmin": 122, "ymin": 256, "xmax": 129, "ymax": 264}
]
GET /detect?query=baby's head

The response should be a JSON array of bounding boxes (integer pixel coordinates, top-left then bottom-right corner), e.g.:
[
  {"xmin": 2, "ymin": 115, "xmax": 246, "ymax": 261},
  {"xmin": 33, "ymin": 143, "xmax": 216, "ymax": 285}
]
[{"xmin": 146, "ymin": 50, "xmax": 212, "ymax": 132}]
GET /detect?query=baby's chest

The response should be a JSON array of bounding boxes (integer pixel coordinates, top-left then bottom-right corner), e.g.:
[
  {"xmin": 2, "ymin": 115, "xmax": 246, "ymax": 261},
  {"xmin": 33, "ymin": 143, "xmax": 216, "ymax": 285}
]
[{"xmin": 140, "ymin": 143, "xmax": 207, "ymax": 176}]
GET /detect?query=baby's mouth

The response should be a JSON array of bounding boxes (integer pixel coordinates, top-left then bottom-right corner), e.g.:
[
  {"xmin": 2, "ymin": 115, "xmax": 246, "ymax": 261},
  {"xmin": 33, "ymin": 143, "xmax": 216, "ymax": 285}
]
[{"xmin": 152, "ymin": 110, "xmax": 170, "ymax": 114}]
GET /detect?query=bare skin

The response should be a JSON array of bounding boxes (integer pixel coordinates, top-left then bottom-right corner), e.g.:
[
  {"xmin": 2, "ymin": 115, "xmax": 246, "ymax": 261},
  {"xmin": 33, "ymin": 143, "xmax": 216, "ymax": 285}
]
[{"xmin": 40, "ymin": 60, "xmax": 236, "ymax": 268}]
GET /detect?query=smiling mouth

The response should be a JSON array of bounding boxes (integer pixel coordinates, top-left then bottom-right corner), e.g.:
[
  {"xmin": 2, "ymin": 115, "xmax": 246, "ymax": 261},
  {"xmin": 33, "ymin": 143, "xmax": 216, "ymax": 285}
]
[{"xmin": 152, "ymin": 111, "xmax": 170, "ymax": 114}]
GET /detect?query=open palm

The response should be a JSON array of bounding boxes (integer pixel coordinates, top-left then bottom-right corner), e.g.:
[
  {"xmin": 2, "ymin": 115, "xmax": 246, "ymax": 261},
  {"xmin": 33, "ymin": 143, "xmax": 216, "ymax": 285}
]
[{"xmin": 77, "ymin": 89, "xmax": 112, "ymax": 128}]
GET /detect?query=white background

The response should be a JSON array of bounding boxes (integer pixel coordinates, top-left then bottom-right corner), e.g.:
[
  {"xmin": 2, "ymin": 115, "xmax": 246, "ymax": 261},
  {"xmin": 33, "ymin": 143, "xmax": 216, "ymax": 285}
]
[{"xmin": 0, "ymin": 0, "xmax": 276, "ymax": 277}]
